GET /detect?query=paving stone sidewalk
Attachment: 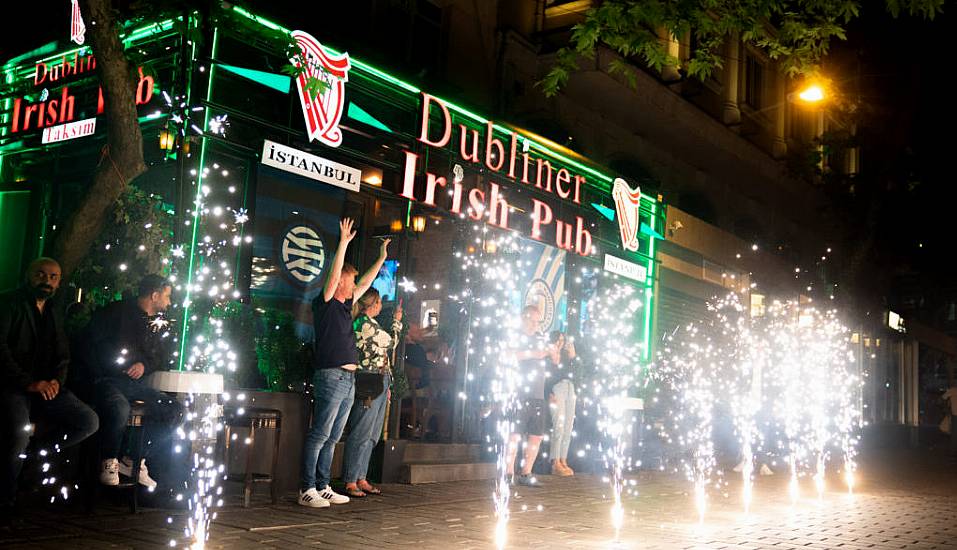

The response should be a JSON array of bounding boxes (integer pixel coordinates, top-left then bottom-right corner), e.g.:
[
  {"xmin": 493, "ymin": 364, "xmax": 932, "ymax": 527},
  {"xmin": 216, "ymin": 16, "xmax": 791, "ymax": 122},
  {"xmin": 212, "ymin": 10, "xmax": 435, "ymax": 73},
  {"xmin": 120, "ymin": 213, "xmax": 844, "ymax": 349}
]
[{"xmin": 2, "ymin": 448, "xmax": 955, "ymax": 549}]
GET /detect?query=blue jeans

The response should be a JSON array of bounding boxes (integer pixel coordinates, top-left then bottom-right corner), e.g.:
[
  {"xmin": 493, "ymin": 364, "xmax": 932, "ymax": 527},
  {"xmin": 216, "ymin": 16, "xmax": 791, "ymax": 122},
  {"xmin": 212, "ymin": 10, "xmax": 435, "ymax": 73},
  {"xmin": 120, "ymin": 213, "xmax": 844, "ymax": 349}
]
[
  {"xmin": 1, "ymin": 388, "xmax": 99, "ymax": 506},
  {"xmin": 343, "ymin": 374, "xmax": 390, "ymax": 483},
  {"xmin": 300, "ymin": 368, "xmax": 355, "ymax": 491},
  {"xmin": 549, "ymin": 380, "xmax": 577, "ymax": 461}
]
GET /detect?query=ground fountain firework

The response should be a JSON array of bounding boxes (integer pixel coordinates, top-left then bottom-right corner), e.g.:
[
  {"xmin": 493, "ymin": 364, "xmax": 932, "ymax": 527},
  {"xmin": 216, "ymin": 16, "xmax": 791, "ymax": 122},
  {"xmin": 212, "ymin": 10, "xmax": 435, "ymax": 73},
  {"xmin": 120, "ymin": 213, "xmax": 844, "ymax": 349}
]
[
  {"xmin": 653, "ymin": 292, "xmax": 862, "ymax": 520},
  {"xmin": 579, "ymin": 277, "xmax": 645, "ymax": 540}
]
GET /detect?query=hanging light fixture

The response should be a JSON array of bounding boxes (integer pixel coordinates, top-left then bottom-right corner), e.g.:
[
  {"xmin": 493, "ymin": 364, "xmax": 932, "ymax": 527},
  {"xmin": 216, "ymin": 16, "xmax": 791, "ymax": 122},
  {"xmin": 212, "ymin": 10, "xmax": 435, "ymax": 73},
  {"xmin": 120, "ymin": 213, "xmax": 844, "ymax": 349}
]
[
  {"xmin": 411, "ymin": 215, "xmax": 427, "ymax": 233},
  {"xmin": 159, "ymin": 128, "xmax": 175, "ymax": 150}
]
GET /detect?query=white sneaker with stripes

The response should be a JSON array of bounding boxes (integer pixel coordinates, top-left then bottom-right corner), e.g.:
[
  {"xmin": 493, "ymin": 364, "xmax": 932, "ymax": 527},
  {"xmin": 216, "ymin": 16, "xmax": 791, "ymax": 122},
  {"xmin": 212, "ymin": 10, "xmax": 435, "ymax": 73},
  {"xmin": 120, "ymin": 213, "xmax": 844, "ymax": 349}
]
[
  {"xmin": 318, "ymin": 485, "xmax": 350, "ymax": 504},
  {"xmin": 298, "ymin": 488, "xmax": 331, "ymax": 508}
]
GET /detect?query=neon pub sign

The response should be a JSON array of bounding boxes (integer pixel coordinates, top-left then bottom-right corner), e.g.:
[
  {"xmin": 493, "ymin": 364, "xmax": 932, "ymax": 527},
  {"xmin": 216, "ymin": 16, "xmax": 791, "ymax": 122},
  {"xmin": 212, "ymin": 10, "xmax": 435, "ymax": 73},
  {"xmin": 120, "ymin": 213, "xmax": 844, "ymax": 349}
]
[
  {"xmin": 401, "ymin": 93, "xmax": 595, "ymax": 257},
  {"xmin": 6, "ymin": 51, "xmax": 156, "ymax": 135}
]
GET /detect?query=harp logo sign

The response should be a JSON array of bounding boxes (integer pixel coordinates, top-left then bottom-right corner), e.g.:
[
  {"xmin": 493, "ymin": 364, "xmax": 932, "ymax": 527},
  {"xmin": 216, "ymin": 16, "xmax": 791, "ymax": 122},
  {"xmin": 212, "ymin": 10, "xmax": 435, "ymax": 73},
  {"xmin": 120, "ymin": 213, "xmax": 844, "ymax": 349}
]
[
  {"xmin": 612, "ymin": 178, "xmax": 642, "ymax": 252},
  {"xmin": 70, "ymin": 0, "xmax": 86, "ymax": 45},
  {"xmin": 290, "ymin": 30, "xmax": 351, "ymax": 148},
  {"xmin": 281, "ymin": 224, "xmax": 326, "ymax": 285}
]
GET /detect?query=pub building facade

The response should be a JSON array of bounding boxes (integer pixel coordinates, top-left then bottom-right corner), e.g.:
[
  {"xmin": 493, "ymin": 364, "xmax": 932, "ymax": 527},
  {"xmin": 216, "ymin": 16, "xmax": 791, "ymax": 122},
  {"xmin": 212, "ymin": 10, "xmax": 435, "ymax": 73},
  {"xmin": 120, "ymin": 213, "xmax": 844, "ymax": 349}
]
[{"xmin": 0, "ymin": 6, "xmax": 663, "ymax": 485}]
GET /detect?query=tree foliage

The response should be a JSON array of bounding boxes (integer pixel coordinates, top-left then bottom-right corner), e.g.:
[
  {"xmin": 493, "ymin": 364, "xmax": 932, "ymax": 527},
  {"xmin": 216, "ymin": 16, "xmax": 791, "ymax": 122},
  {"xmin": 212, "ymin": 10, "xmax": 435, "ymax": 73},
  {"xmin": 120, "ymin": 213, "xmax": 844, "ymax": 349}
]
[
  {"xmin": 70, "ymin": 185, "xmax": 174, "ymax": 306},
  {"xmin": 541, "ymin": 0, "xmax": 944, "ymax": 96}
]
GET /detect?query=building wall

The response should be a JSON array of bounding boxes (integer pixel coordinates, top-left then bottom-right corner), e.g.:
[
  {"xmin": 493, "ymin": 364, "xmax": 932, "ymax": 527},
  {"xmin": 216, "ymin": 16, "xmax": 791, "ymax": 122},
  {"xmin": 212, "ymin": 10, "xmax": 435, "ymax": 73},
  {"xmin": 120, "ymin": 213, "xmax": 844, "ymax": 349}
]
[{"xmin": 421, "ymin": 1, "xmax": 851, "ymax": 277}]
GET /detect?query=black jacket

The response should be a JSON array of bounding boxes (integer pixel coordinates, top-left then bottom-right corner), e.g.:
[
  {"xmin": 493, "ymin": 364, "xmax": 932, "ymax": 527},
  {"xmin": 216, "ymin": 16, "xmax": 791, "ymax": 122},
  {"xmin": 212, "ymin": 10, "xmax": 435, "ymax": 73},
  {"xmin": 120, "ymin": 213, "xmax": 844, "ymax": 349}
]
[
  {"xmin": 83, "ymin": 299, "xmax": 168, "ymax": 380},
  {"xmin": 0, "ymin": 288, "xmax": 70, "ymax": 390}
]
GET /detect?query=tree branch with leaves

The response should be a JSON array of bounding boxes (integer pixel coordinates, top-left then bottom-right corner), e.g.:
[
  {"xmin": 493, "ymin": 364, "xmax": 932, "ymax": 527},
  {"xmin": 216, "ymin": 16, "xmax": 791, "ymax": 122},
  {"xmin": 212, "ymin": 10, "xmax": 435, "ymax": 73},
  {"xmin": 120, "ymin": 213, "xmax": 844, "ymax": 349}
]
[{"xmin": 540, "ymin": 0, "xmax": 944, "ymax": 96}]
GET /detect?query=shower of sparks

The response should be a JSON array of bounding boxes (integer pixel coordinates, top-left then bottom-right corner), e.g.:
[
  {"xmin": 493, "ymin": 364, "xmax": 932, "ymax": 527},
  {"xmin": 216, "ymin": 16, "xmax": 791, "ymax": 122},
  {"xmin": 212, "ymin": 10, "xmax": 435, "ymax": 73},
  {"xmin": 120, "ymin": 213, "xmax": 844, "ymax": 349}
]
[
  {"xmin": 582, "ymin": 277, "xmax": 645, "ymax": 540},
  {"xmin": 653, "ymin": 292, "xmax": 862, "ymax": 520},
  {"xmin": 170, "ymin": 160, "xmax": 250, "ymax": 549},
  {"xmin": 150, "ymin": 315, "xmax": 172, "ymax": 332},
  {"xmin": 450, "ymin": 226, "xmax": 526, "ymax": 550}
]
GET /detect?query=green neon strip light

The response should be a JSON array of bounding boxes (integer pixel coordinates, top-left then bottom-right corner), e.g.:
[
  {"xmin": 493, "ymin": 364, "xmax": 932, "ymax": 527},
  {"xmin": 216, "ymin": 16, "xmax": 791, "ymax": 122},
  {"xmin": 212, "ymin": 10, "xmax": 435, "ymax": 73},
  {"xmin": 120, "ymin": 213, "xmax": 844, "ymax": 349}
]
[
  {"xmin": 2, "ymin": 19, "xmax": 176, "ymax": 81},
  {"xmin": 217, "ymin": 63, "xmax": 290, "ymax": 93},
  {"xmin": 0, "ymin": 140, "xmax": 25, "ymax": 153},
  {"xmin": 121, "ymin": 18, "xmax": 176, "ymax": 45},
  {"xmin": 642, "ymin": 201, "xmax": 660, "ymax": 363},
  {"xmin": 347, "ymin": 102, "xmax": 392, "ymax": 132},
  {"xmin": 178, "ymin": 27, "xmax": 219, "ymax": 371},
  {"xmin": 3, "ymin": 42, "xmax": 58, "ymax": 69}
]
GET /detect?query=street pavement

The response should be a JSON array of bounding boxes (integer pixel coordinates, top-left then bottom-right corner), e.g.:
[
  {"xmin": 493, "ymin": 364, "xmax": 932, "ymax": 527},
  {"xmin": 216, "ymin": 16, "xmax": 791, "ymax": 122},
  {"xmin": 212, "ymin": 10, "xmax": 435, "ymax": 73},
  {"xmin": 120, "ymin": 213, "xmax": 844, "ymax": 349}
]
[{"xmin": 1, "ymin": 446, "xmax": 955, "ymax": 549}]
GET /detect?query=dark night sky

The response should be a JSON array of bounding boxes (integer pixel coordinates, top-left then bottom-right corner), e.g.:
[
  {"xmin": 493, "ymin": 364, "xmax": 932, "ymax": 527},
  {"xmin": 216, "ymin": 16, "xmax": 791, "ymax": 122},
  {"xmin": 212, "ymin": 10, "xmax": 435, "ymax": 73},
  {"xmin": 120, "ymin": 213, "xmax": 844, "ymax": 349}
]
[{"xmin": 1, "ymin": 1, "xmax": 953, "ymax": 293}]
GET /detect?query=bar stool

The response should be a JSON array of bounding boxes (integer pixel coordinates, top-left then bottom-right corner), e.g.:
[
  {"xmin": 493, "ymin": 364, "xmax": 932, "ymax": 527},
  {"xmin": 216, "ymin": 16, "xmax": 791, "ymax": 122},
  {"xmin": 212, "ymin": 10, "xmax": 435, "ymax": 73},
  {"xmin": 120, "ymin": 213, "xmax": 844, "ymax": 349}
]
[{"xmin": 222, "ymin": 407, "xmax": 282, "ymax": 507}]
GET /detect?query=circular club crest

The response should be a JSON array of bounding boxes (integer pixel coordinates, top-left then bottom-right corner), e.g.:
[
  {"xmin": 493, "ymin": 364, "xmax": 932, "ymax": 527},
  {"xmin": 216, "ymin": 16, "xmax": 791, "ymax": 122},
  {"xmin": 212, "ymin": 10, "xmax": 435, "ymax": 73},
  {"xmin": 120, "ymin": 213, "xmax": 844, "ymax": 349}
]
[
  {"xmin": 524, "ymin": 279, "xmax": 555, "ymax": 333},
  {"xmin": 280, "ymin": 224, "xmax": 326, "ymax": 286}
]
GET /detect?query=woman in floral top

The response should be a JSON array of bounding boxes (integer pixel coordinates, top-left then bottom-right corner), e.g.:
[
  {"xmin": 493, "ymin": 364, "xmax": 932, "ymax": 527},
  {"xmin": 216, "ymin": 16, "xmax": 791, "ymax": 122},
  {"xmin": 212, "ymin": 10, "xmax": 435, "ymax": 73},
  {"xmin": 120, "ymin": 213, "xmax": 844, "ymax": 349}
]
[{"xmin": 342, "ymin": 288, "xmax": 402, "ymax": 497}]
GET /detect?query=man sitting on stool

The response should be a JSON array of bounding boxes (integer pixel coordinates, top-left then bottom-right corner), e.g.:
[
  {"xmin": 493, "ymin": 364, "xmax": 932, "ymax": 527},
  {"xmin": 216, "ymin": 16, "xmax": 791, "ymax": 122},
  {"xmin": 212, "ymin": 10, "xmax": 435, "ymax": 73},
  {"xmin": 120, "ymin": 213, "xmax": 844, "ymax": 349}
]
[
  {"xmin": 86, "ymin": 275, "xmax": 184, "ymax": 491},
  {"xmin": 1, "ymin": 258, "xmax": 99, "ymax": 513}
]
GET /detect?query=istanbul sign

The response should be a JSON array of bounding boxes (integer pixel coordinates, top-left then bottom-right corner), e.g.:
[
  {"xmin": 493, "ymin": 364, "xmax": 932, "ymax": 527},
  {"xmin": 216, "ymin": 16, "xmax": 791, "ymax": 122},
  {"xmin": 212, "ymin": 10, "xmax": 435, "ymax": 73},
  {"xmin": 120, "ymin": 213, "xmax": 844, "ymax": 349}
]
[{"xmin": 261, "ymin": 139, "xmax": 361, "ymax": 192}]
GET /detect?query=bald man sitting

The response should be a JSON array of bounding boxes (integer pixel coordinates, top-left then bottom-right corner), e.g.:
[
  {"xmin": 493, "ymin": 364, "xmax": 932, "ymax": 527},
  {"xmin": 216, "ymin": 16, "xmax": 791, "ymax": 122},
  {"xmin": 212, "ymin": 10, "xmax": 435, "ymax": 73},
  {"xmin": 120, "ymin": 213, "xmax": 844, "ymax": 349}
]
[{"xmin": 0, "ymin": 258, "xmax": 99, "ymax": 512}]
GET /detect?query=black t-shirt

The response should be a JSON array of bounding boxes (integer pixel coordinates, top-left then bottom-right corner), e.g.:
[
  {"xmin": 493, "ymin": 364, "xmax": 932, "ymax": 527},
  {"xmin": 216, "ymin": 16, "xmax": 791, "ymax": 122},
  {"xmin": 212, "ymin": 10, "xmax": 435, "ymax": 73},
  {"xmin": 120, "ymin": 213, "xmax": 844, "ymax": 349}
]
[{"xmin": 312, "ymin": 295, "xmax": 358, "ymax": 370}]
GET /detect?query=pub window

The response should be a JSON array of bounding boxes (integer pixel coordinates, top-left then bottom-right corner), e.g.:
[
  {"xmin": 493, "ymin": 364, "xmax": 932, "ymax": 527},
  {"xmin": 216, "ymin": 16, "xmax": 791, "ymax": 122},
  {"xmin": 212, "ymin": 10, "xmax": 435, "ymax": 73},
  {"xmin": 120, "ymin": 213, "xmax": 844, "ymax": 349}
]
[{"xmin": 744, "ymin": 53, "xmax": 765, "ymax": 109}]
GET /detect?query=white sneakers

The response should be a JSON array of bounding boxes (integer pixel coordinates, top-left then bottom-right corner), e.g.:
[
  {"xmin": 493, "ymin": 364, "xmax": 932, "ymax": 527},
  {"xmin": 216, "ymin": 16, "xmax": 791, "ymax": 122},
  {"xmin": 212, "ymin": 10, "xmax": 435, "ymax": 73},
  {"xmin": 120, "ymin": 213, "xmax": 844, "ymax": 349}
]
[
  {"xmin": 298, "ymin": 485, "xmax": 350, "ymax": 508},
  {"xmin": 99, "ymin": 457, "xmax": 158, "ymax": 490},
  {"xmin": 100, "ymin": 458, "xmax": 119, "ymax": 486}
]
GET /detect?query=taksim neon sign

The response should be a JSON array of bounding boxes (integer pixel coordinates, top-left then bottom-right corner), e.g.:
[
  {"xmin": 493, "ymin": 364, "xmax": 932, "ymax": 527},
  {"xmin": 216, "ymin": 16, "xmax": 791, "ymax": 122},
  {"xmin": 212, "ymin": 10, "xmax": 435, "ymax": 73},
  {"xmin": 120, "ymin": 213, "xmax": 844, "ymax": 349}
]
[
  {"xmin": 400, "ymin": 93, "xmax": 595, "ymax": 257},
  {"xmin": 290, "ymin": 30, "xmax": 351, "ymax": 147}
]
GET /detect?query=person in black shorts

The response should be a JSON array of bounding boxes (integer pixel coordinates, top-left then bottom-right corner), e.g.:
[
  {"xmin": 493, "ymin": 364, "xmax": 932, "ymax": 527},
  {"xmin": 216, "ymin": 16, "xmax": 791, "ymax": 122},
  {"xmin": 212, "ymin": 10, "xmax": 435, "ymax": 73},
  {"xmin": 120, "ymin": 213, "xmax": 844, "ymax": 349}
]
[{"xmin": 505, "ymin": 305, "xmax": 559, "ymax": 487}]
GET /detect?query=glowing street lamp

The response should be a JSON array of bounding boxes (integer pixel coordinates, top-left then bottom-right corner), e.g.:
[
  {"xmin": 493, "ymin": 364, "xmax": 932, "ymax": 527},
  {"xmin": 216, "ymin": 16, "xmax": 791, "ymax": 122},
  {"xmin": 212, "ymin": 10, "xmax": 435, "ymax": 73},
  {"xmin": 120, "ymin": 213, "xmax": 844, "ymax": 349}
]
[{"xmin": 797, "ymin": 84, "xmax": 825, "ymax": 103}]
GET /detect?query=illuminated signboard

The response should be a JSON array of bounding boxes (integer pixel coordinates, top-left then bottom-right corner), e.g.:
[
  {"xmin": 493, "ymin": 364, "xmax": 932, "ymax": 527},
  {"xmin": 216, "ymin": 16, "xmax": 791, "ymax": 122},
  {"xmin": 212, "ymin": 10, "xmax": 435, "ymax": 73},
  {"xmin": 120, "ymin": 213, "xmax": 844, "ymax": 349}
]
[
  {"xmin": 888, "ymin": 310, "xmax": 905, "ymax": 333},
  {"xmin": 1, "ymin": 48, "xmax": 162, "ymax": 145},
  {"xmin": 289, "ymin": 30, "xmax": 351, "ymax": 147},
  {"xmin": 399, "ymin": 93, "xmax": 611, "ymax": 257}
]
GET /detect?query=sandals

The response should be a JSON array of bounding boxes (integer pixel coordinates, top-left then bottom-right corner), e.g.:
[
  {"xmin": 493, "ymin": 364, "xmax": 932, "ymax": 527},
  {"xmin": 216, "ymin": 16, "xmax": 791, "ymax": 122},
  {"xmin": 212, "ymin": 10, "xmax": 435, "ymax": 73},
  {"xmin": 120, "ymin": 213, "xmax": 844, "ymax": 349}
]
[
  {"xmin": 344, "ymin": 485, "xmax": 367, "ymax": 498},
  {"xmin": 357, "ymin": 482, "xmax": 381, "ymax": 495}
]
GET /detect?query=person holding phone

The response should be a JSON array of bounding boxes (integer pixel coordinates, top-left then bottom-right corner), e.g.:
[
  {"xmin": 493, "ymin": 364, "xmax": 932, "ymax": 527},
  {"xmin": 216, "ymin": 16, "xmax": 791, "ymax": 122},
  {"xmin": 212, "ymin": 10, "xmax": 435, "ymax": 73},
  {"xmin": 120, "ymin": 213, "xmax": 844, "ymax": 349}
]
[{"xmin": 341, "ymin": 292, "xmax": 403, "ymax": 497}]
